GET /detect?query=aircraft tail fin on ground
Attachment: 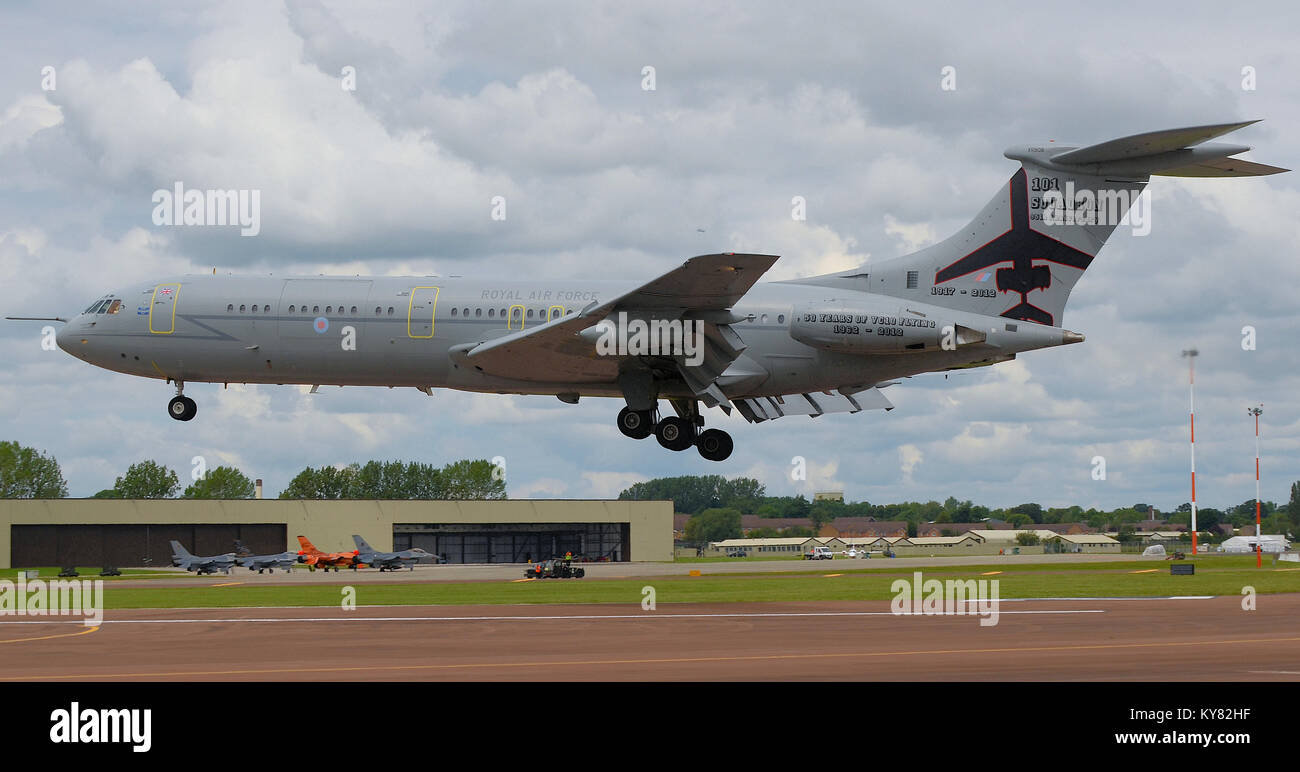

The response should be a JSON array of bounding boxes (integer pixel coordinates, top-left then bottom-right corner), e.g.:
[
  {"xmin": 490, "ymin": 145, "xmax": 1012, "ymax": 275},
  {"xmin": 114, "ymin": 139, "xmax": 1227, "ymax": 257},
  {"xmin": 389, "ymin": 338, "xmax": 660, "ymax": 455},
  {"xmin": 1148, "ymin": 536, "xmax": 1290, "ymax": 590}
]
[
  {"xmin": 799, "ymin": 121, "xmax": 1284, "ymax": 327},
  {"xmin": 169, "ymin": 540, "xmax": 191, "ymax": 558},
  {"xmin": 352, "ymin": 535, "xmax": 376, "ymax": 553},
  {"xmin": 296, "ymin": 535, "xmax": 318, "ymax": 553}
]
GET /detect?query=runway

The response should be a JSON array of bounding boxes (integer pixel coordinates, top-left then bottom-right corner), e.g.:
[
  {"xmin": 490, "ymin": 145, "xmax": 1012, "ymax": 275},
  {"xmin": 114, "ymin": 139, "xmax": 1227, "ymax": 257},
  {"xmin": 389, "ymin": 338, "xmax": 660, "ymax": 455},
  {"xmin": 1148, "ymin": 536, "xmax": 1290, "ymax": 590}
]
[{"xmin": 3, "ymin": 594, "xmax": 1298, "ymax": 681}]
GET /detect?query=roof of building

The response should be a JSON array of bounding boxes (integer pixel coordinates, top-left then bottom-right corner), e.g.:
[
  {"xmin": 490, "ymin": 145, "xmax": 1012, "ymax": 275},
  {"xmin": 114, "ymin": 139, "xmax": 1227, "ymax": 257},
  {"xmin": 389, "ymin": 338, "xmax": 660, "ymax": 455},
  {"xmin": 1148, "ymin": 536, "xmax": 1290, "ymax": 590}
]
[
  {"xmin": 908, "ymin": 535, "xmax": 981, "ymax": 545},
  {"xmin": 710, "ymin": 537, "xmax": 816, "ymax": 547},
  {"xmin": 1048, "ymin": 533, "xmax": 1120, "ymax": 545}
]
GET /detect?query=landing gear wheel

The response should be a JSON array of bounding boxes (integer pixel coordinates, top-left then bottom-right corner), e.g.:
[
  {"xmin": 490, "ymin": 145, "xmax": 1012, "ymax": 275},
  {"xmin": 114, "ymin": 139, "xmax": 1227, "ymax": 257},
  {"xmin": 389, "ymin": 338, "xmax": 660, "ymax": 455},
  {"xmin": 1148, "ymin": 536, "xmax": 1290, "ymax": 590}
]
[
  {"xmin": 696, "ymin": 429, "xmax": 734, "ymax": 462},
  {"xmin": 655, "ymin": 416, "xmax": 694, "ymax": 451},
  {"xmin": 167, "ymin": 396, "xmax": 197, "ymax": 421},
  {"xmin": 617, "ymin": 407, "xmax": 654, "ymax": 439}
]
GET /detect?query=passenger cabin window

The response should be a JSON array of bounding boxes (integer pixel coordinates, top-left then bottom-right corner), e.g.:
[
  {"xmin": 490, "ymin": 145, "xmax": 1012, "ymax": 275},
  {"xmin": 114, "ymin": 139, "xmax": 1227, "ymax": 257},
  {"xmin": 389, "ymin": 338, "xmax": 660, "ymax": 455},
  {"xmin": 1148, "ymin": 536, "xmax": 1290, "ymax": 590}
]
[
  {"xmin": 264, "ymin": 305, "xmax": 270, "ymax": 313},
  {"xmin": 288, "ymin": 305, "xmax": 294, "ymax": 313},
  {"xmin": 229, "ymin": 304, "xmax": 236, "ymax": 312},
  {"xmin": 239, "ymin": 304, "xmax": 246, "ymax": 312},
  {"xmin": 451, "ymin": 308, "xmax": 458, "ymax": 317},
  {"xmin": 350, "ymin": 306, "xmax": 357, "ymax": 315}
]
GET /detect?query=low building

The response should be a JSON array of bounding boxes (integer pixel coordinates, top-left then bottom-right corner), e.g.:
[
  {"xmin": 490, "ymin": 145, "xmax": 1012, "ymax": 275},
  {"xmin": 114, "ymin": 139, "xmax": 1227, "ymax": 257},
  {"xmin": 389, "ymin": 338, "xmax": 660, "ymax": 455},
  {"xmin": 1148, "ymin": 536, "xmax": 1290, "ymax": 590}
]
[
  {"xmin": 1045, "ymin": 533, "xmax": 1121, "ymax": 553},
  {"xmin": 1219, "ymin": 535, "xmax": 1291, "ymax": 554},
  {"xmin": 0, "ymin": 498, "xmax": 674, "ymax": 568},
  {"xmin": 906, "ymin": 534, "xmax": 985, "ymax": 548},
  {"xmin": 708, "ymin": 537, "xmax": 816, "ymax": 554}
]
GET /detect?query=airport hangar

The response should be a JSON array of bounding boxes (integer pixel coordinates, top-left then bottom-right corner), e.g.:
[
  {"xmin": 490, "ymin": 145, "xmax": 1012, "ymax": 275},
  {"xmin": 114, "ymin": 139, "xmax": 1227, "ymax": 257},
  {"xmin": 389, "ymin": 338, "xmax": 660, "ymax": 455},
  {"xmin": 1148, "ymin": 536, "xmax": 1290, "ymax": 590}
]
[{"xmin": 0, "ymin": 499, "xmax": 674, "ymax": 569}]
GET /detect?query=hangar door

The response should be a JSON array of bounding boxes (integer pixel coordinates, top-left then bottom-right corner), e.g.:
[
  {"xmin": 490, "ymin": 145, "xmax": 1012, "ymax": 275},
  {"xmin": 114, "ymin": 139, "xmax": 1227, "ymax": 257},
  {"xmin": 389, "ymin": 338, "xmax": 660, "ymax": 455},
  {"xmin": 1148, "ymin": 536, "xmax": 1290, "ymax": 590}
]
[{"xmin": 10, "ymin": 524, "xmax": 287, "ymax": 568}]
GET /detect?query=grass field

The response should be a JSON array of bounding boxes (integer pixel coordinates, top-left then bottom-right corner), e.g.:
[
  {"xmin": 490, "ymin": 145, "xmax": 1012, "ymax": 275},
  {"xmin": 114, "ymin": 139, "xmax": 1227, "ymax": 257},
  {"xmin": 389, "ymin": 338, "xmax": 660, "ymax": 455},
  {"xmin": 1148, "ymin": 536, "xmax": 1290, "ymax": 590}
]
[{"xmin": 86, "ymin": 555, "xmax": 1299, "ymax": 610}]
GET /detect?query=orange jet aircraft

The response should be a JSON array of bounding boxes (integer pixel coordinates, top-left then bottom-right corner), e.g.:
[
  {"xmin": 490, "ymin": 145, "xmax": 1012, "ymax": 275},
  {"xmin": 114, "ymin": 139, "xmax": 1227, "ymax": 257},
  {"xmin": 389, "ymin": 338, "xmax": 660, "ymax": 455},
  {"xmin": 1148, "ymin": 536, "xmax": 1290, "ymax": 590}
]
[{"xmin": 296, "ymin": 535, "xmax": 361, "ymax": 571}]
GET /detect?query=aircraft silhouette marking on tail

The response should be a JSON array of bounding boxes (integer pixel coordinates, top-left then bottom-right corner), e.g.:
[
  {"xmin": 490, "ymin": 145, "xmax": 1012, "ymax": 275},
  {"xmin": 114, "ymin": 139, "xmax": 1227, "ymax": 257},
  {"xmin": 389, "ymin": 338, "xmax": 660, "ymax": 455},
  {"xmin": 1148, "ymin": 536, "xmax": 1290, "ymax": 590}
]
[{"xmin": 934, "ymin": 169, "xmax": 1093, "ymax": 326}]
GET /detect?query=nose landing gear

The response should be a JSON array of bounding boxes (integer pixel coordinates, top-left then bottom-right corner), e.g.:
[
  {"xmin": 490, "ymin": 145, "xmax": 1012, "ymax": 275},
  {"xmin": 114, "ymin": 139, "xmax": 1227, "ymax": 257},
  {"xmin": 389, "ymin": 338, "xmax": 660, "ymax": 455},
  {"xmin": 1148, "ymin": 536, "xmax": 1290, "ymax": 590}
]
[{"xmin": 167, "ymin": 381, "xmax": 197, "ymax": 421}]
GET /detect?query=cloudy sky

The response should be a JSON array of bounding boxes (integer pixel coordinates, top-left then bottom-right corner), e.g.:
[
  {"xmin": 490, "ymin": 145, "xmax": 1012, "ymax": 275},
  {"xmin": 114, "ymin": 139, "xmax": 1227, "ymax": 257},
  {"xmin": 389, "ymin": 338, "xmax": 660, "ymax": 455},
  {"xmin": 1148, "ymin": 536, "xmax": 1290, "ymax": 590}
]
[{"xmin": 1, "ymin": 0, "xmax": 1297, "ymax": 511}]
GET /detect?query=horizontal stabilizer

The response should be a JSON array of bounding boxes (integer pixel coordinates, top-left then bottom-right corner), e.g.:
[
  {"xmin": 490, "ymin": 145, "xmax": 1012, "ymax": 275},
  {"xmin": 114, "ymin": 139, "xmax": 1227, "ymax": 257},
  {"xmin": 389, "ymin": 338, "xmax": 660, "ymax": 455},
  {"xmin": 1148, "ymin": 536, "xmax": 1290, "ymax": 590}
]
[
  {"xmin": 1152, "ymin": 157, "xmax": 1290, "ymax": 177},
  {"xmin": 1050, "ymin": 121, "xmax": 1261, "ymax": 165}
]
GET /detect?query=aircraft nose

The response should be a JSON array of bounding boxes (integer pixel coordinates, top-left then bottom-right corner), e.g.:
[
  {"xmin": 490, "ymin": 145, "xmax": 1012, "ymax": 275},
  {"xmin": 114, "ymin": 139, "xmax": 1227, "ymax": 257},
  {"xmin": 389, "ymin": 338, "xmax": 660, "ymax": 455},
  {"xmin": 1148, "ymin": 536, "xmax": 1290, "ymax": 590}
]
[{"xmin": 55, "ymin": 324, "xmax": 73, "ymax": 354}]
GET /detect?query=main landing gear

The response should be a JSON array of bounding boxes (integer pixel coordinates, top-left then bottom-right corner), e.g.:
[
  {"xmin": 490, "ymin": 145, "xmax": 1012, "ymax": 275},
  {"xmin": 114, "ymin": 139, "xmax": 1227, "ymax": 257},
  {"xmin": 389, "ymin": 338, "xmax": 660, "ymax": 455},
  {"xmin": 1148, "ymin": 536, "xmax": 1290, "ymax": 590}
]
[
  {"xmin": 617, "ymin": 404, "xmax": 734, "ymax": 462},
  {"xmin": 167, "ymin": 380, "xmax": 197, "ymax": 421}
]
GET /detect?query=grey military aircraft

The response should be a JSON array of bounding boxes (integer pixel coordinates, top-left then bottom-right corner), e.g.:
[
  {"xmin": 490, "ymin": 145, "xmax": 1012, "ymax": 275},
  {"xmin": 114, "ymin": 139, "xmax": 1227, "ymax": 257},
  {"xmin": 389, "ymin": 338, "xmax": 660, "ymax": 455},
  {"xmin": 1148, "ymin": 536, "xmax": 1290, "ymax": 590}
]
[
  {"xmin": 351, "ymin": 535, "xmax": 435, "ymax": 571},
  {"xmin": 15, "ymin": 122, "xmax": 1284, "ymax": 462},
  {"xmin": 231, "ymin": 540, "xmax": 298, "ymax": 573},
  {"xmin": 169, "ymin": 540, "xmax": 237, "ymax": 575}
]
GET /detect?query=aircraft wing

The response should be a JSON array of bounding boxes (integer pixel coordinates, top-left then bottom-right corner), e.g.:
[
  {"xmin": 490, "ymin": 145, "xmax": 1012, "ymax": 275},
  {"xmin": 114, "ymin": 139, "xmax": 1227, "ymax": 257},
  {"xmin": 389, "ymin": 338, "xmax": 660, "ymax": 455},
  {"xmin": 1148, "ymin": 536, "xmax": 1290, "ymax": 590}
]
[{"xmin": 455, "ymin": 253, "xmax": 779, "ymax": 386}]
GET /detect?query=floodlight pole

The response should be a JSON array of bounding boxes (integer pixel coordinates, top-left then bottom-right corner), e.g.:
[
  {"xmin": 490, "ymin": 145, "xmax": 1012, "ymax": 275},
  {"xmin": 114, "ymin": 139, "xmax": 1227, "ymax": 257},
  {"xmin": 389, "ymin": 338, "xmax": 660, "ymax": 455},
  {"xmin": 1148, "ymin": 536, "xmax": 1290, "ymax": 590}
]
[
  {"xmin": 1182, "ymin": 349, "xmax": 1199, "ymax": 556},
  {"xmin": 1249, "ymin": 405, "xmax": 1263, "ymax": 568}
]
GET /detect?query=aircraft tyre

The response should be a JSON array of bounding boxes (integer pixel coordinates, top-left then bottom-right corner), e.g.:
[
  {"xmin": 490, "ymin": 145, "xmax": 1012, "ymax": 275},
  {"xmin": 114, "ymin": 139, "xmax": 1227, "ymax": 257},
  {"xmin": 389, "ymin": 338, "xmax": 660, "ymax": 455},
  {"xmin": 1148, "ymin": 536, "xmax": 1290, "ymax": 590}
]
[
  {"xmin": 617, "ymin": 407, "xmax": 654, "ymax": 439},
  {"xmin": 168, "ymin": 396, "xmax": 197, "ymax": 421},
  {"xmin": 655, "ymin": 416, "xmax": 694, "ymax": 451},
  {"xmin": 696, "ymin": 428, "xmax": 734, "ymax": 462}
]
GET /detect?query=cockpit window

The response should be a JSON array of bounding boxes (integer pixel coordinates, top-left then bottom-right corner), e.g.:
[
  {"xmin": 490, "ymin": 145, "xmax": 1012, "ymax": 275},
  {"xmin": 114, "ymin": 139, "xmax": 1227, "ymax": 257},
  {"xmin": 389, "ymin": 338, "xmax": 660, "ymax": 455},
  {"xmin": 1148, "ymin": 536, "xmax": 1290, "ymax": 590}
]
[
  {"xmin": 106, "ymin": 300, "xmax": 122, "ymax": 315},
  {"xmin": 94, "ymin": 300, "xmax": 110, "ymax": 314}
]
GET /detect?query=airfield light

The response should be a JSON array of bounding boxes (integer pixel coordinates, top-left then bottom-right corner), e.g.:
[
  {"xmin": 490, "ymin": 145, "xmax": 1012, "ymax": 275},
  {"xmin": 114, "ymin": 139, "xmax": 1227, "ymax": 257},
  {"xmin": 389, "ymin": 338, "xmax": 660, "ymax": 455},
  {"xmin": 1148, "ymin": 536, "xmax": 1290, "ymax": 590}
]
[
  {"xmin": 1248, "ymin": 405, "xmax": 1263, "ymax": 568},
  {"xmin": 1181, "ymin": 349, "xmax": 1199, "ymax": 555}
]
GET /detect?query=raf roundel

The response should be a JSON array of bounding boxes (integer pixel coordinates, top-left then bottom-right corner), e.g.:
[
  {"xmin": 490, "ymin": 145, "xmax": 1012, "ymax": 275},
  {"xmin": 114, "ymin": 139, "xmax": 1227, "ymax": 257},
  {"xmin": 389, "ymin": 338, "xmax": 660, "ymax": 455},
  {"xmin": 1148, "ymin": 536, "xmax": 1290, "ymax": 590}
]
[{"xmin": 313, "ymin": 316, "xmax": 329, "ymax": 334}]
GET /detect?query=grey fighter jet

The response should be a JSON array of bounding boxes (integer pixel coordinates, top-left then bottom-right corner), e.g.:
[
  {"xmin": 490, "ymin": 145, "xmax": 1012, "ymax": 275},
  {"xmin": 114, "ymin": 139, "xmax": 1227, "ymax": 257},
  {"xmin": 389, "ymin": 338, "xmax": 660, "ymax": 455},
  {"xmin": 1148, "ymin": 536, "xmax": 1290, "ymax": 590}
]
[
  {"xmin": 169, "ymin": 540, "xmax": 237, "ymax": 575},
  {"xmin": 17, "ymin": 122, "xmax": 1285, "ymax": 462},
  {"xmin": 351, "ymin": 535, "xmax": 434, "ymax": 571},
  {"xmin": 232, "ymin": 541, "xmax": 298, "ymax": 573}
]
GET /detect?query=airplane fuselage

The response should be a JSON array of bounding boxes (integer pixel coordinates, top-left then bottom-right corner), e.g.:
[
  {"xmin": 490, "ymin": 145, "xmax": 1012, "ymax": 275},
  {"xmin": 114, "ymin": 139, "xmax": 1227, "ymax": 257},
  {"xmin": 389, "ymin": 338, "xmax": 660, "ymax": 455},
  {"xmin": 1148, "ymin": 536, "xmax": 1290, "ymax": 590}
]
[{"xmin": 58, "ymin": 274, "xmax": 1075, "ymax": 400}]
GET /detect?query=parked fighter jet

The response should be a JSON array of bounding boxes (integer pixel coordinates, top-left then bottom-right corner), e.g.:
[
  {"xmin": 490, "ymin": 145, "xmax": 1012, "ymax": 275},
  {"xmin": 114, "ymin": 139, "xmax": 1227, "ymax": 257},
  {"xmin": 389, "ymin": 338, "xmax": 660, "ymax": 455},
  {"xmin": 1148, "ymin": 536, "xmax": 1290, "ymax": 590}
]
[
  {"xmin": 295, "ymin": 535, "xmax": 360, "ymax": 571},
  {"xmin": 351, "ymin": 535, "xmax": 434, "ymax": 571},
  {"xmin": 169, "ymin": 540, "xmax": 237, "ymax": 575},
  {"xmin": 18, "ymin": 122, "xmax": 1285, "ymax": 462},
  {"xmin": 232, "ymin": 541, "xmax": 298, "ymax": 573}
]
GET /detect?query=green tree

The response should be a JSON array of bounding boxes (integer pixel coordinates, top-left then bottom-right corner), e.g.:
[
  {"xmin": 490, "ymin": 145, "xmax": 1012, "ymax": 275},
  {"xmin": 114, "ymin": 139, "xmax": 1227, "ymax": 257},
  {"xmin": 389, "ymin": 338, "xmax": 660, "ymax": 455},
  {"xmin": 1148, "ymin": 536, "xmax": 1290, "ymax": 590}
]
[
  {"xmin": 619, "ymin": 475, "xmax": 765, "ymax": 514},
  {"xmin": 279, "ymin": 464, "xmax": 358, "ymax": 499},
  {"xmin": 112, "ymin": 460, "xmax": 180, "ymax": 499},
  {"xmin": 1006, "ymin": 512, "xmax": 1033, "ymax": 528},
  {"xmin": 0, "ymin": 440, "xmax": 68, "ymax": 498},
  {"xmin": 1010, "ymin": 502, "xmax": 1044, "ymax": 523},
  {"xmin": 1015, "ymin": 531, "xmax": 1041, "ymax": 546},
  {"xmin": 684, "ymin": 507, "xmax": 742, "ymax": 544},
  {"xmin": 182, "ymin": 466, "xmax": 256, "ymax": 499},
  {"xmin": 1288, "ymin": 481, "xmax": 1300, "ymax": 530},
  {"xmin": 438, "ymin": 459, "xmax": 506, "ymax": 499}
]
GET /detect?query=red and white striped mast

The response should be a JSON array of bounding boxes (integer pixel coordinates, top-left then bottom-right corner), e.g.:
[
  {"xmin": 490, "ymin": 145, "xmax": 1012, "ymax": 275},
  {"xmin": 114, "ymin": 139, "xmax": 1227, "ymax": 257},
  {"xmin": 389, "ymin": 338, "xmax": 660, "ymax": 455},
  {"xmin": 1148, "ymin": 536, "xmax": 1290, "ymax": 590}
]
[
  {"xmin": 1182, "ymin": 349, "xmax": 1199, "ymax": 555},
  {"xmin": 1249, "ymin": 405, "xmax": 1263, "ymax": 567}
]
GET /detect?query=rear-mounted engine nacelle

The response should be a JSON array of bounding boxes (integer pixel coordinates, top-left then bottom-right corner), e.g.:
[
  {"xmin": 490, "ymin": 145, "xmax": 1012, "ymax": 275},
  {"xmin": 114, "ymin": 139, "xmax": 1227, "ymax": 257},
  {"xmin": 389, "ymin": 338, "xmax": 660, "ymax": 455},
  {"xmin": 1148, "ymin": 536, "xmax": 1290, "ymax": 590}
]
[{"xmin": 788, "ymin": 303, "xmax": 985, "ymax": 354}]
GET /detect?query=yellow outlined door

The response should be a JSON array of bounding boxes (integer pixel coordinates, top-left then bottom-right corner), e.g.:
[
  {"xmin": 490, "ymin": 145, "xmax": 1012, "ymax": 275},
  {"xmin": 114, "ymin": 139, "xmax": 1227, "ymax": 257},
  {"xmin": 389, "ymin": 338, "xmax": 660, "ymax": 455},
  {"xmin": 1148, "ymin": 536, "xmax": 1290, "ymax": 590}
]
[
  {"xmin": 547, "ymin": 304, "xmax": 566, "ymax": 323},
  {"xmin": 149, "ymin": 283, "xmax": 180, "ymax": 334},
  {"xmin": 406, "ymin": 286, "xmax": 440, "ymax": 338},
  {"xmin": 507, "ymin": 304, "xmax": 526, "ymax": 330}
]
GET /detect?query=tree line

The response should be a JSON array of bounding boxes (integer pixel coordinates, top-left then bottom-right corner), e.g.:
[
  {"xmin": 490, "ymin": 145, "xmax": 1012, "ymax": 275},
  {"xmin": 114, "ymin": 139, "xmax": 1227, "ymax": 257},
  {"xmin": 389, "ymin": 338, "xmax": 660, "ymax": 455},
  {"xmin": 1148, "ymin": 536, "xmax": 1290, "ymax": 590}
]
[
  {"xmin": 0, "ymin": 440, "xmax": 505, "ymax": 500},
  {"xmin": 619, "ymin": 474, "xmax": 1300, "ymax": 543}
]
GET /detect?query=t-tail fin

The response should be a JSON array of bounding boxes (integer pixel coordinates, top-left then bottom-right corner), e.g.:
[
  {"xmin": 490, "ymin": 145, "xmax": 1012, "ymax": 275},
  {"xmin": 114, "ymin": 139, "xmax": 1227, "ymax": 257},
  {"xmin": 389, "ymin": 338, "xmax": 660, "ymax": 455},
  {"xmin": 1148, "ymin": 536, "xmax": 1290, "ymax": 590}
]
[{"xmin": 798, "ymin": 121, "xmax": 1285, "ymax": 327}]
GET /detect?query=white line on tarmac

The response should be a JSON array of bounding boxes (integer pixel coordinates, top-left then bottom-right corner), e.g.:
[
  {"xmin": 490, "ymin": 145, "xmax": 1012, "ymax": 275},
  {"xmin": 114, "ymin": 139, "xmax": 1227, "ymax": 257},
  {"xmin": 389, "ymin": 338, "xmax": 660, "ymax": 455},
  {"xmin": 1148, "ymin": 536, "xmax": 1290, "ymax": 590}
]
[{"xmin": 0, "ymin": 609, "xmax": 1105, "ymax": 625}]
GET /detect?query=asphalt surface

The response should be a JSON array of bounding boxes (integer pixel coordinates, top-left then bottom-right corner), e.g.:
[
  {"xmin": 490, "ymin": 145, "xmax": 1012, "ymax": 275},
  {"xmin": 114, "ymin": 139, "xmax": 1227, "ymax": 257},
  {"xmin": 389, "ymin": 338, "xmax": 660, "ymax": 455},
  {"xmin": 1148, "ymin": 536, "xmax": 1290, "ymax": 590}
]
[{"xmin": 3, "ymin": 594, "xmax": 1298, "ymax": 681}]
